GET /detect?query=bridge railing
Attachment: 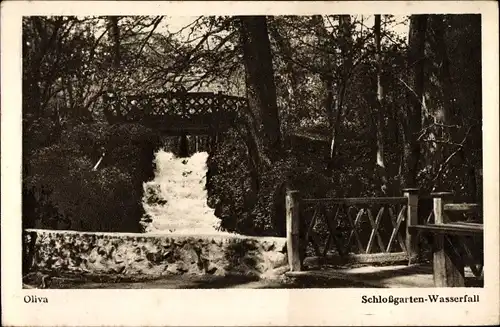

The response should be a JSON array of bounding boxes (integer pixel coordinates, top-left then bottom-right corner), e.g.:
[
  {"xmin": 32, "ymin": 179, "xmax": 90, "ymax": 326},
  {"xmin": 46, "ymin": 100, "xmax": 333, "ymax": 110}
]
[
  {"xmin": 103, "ymin": 91, "xmax": 248, "ymax": 126},
  {"xmin": 408, "ymin": 192, "xmax": 483, "ymax": 287},
  {"xmin": 285, "ymin": 189, "xmax": 419, "ymax": 271},
  {"xmin": 286, "ymin": 189, "xmax": 484, "ymax": 287}
]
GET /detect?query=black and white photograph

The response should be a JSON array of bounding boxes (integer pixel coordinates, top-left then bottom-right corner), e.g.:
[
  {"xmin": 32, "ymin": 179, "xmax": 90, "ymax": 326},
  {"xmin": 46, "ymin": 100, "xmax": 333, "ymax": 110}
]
[{"xmin": 2, "ymin": 1, "xmax": 499, "ymax": 326}]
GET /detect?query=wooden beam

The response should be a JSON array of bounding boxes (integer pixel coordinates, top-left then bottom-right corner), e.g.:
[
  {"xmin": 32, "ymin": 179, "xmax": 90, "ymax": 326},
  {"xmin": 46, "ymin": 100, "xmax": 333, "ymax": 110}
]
[
  {"xmin": 366, "ymin": 207, "xmax": 385, "ymax": 254},
  {"xmin": 387, "ymin": 205, "xmax": 407, "ymax": 252},
  {"xmin": 408, "ymin": 224, "xmax": 483, "ymax": 236},
  {"xmin": 286, "ymin": 190, "xmax": 302, "ymax": 272},
  {"xmin": 324, "ymin": 205, "xmax": 346, "ymax": 257},
  {"xmin": 302, "ymin": 197, "xmax": 407, "ymax": 205},
  {"xmin": 304, "ymin": 252, "xmax": 408, "ymax": 266},
  {"xmin": 403, "ymin": 188, "xmax": 419, "ymax": 263},
  {"xmin": 444, "ymin": 203, "xmax": 481, "ymax": 212},
  {"xmin": 433, "ymin": 234, "xmax": 465, "ymax": 287},
  {"xmin": 346, "ymin": 207, "xmax": 364, "ymax": 253},
  {"xmin": 432, "ymin": 192, "xmax": 465, "ymax": 287}
]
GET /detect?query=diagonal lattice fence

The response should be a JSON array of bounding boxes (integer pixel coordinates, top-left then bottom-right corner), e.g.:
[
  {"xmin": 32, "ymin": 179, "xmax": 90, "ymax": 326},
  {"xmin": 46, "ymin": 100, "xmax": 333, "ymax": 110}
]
[
  {"xmin": 286, "ymin": 190, "xmax": 484, "ymax": 287},
  {"xmin": 299, "ymin": 197, "xmax": 410, "ymax": 266},
  {"xmin": 102, "ymin": 91, "xmax": 247, "ymax": 133}
]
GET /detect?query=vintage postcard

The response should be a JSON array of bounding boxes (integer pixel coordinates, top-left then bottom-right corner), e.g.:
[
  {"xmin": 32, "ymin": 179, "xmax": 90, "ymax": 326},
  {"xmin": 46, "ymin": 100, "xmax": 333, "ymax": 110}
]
[{"xmin": 1, "ymin": 0, "xmax": 499, "ymax": 326}]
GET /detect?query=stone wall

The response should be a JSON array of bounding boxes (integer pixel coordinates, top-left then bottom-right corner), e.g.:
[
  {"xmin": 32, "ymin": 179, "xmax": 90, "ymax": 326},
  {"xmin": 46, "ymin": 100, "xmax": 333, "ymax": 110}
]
[{"xmin": 23, "ymin": 229, "xmax": 288, "ymax": 279}]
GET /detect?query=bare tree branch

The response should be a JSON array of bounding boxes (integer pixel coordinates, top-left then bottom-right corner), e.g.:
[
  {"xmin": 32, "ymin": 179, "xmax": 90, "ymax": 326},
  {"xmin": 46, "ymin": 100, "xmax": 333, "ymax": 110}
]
[
  {"xmin": 135, "ymin": 16, "xmax": 164, "ymax": 60},
  {"xmin": 431, "ymin": 124, "xmax": 476, "ymax": 187}
]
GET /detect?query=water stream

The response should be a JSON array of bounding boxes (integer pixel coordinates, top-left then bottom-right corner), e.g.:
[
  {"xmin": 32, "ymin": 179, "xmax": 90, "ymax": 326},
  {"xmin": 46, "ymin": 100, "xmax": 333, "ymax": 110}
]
[{"xmin": 142, "ymin": 150, "xmax": 229, "ymax": 235}]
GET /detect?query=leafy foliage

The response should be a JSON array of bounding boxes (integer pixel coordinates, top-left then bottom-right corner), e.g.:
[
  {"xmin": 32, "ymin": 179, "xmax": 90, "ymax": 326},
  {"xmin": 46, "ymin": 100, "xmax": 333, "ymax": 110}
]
[{"xmin": 23, "ymin": 120, "xmax": 160, "ymax": 232}]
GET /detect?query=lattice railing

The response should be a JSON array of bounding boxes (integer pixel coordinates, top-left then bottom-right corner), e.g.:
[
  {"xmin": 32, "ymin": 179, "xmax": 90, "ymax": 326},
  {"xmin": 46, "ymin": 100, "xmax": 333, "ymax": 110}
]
[
  {"xmin": 286, "ymin": 189, "xmax": 484, "ymax": 288},
  {"xmin": 299, "ymin": 197, "xmax": 409, "ymax": 264},
  {"xmin": 285, "ymin": 189, "xmax": 421, "ymax": 271},
  {"xmin": 102, "ymin": 91, "xmax": 247, "ymax": 126}
]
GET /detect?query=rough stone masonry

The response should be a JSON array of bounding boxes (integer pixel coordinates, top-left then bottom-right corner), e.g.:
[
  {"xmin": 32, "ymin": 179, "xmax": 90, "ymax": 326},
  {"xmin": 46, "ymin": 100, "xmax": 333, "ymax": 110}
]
[{"xmin": 23, "ymin": 229, "xmax": 289, "ymax": 279}]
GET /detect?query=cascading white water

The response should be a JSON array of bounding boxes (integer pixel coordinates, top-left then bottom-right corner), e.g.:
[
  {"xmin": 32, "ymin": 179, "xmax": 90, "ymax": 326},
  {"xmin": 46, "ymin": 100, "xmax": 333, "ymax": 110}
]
[{"xmin": 142, "ymin": 150, "xmax": 230, "ymax": 235}]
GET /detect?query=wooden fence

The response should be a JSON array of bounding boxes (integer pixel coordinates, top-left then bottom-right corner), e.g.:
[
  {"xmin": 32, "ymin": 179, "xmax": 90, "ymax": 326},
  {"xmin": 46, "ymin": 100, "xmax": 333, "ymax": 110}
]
[
  {"xmin": 286, "ymin": 189, "xmax": 483, "ymax": 287},
  {"xmin": 409, "ymin": 192, "xmax": 483, "ymax": 287},
  {"xmin": 286, "ymin": 188, "xmax": 419, "ymax": 271}
]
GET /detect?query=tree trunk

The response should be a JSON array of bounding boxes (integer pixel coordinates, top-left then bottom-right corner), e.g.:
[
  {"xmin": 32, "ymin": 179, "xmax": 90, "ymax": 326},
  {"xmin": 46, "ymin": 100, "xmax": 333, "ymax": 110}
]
[
  {"xmin": 104, "ymin": 16, "xmax": 121, "ymax": 123},
  {"xmin": 329, "ymin": 15, "xmax": 353, "ymax": 160},
  {"xmin": 28, "ymin": 27, "xmax": 43, "ymax": 117},
  {"xmin": 428, "ymin": 15, "xmax": 482, "ymax": 199},
  {"xmin": 401, "ymin": 15, "xmax": 427, "ymax": 188},
  {"xmin": 372, "ymin": 15, "xmax": 388, "ymax": 194},
  {"xmin": 310, "ymin": 15, "xmax": 352, "ymax": 160},
  {"xmin": 109, "ymin": 16, "xmax": 121, "ymax": 68},
  {"xmin": 26, "ymin": 17, "xmax": 63, "ymax": 118},
  {"xmin": 421, "ymin": 16, "xmax": 451, "ymax": 183},
  {"xmin": 310, "ymin": 15, "xmax": 335, "ymax": 128},
  {"xmin": 329, "ymin": 81, "xmax": 347, "ymax": 159},
  {"xmin": 431, "ymin": 16, "xmax": 455, "ymax": 124},
  {"xmin": 238, "ymin": 16, "xmax": 282, "ymax": 165},
  {"xmin": 268, "ymin": 18, "xmax": 306, "ymax": 121}
]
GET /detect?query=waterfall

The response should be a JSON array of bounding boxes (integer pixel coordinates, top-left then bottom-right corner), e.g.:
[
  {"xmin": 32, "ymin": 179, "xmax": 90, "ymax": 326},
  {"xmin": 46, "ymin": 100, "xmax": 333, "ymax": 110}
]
[{"xmin": 142, "ymin": 150, "xmax": 229, "ymax": 235}]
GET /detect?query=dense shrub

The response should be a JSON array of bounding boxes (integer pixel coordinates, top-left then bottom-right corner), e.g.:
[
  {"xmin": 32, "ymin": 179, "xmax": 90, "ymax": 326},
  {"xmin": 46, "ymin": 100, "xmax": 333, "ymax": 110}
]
[
  {"xmin": 206, "ymin": 128, "xmax": 341, "ymax": 237},
  {"xmin": 23, "ymin": 119, "xmax": 160, "ymax": 232},
  {"xmin": 206, "ymin": 129, "xmax": 253, "ymax": 233}
]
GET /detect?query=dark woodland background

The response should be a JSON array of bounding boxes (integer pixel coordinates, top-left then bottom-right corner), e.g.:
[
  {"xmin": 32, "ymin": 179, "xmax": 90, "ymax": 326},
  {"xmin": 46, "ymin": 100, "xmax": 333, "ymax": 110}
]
[{"xmin": 22, "ymin": 15, "xmax": 482, "ymax": 236}]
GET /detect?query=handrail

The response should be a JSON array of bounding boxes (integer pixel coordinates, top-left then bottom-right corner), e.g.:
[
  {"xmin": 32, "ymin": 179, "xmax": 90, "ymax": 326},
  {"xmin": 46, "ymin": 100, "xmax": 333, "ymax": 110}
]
[
  {"xmin": 444, "ymin": 203, "xmax": 481, "ymax": 212},
  {"xmin": 103, "ymin": 91, "xmax": 247, "ymax": 127},
  {"xmin": 302, "ymin": 197, "xmax": 407, "ymax": 205},
  {"xmin": 286, "ymin": 190, "xmax": 419, "ymax": 272},
  {"xmin": 287, "ymin": 188, "xmax": 483, "ymax": 287},
  {"xmin": 409, "ymin": 223, "xmax": 483, "ymax": 236}
]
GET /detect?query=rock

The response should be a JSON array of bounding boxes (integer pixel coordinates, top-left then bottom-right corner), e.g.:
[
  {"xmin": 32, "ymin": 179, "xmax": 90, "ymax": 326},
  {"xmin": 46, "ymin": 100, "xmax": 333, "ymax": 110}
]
[
  {"xmin": 166, "ymin": 263, "xmax": 180, "ymax": 274},
  {"xmin": 262, "ymin": 241, "xmax": 275, "ymax": 252},
  {"xmin": 265, "ymin": 251, "xmax": 288, "ymax": 269},
  {"xmin": 81, "ymin": 243, "xmax": 91, "ymax": 251},
  {"xmin": 162, "ymin": 250, "xmax": 173, "ymax": 259},
  {"xmin": 183, "ymin": 248, "xmax": 199, "ymax": 264},
  {"xmin": 177, "ymin": 263, "xmax": 189, "ymax": 273},
  {"xmin": 165, "ymin": 252, "xmax": 176, "ymax": 264},
  {"xmin": 206, "ymin": 264, "xmax": 218, "ymax": 275},
  {"xmin": 174, "ymin": 240, "xmax": 186, "ymax": 246},
  {"xmin": 88, "ymin": 250, "xmax": 98, "ymax": 263},
  {"xmin": 99, "ymin": 257, "xmax": 108, "ymax": 266},
  {"xmin": 112, "ymin": 265, "xmax": 126, "ymax": 274},
  {"xmin": 260, "ymin": 266, "xmax": 290, "ymax": 280},
  {"xmin": 146, "ymin": 252, "xmax": 162, "ymax": 264},
  {"xmin": 52, "ymin": 258, "xmax": 63, "ymax": 269},
  {"xmin": 213, "ymin": 268, "xmax": 226, "ymax": 277}
]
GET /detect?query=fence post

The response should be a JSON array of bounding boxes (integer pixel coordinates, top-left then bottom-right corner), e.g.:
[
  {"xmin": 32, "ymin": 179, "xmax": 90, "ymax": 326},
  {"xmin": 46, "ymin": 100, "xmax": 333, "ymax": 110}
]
[
  {"xmin": 403, "ymin": 188, "xmax": 419, "ymax": 264},
  {"xmin": 286, "ymin": 190, "xmax": 302, "ymax": 271},
  {"xmin": 431, "ymin": 192, "xmax": 464, "ymax": 287},
  {"xmin": 431, "ymin": 192, "xmax": 453, "ymax": 224}
]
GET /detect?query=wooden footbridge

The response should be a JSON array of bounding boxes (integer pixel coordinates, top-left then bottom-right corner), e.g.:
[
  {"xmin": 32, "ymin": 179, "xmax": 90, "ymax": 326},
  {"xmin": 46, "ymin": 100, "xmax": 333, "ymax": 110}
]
[
  {"xmin": 103, "ymin": 90, "xmax": 248, "ymax": 135},
  {"xmin": 285, "ymin": 189, "xmax": 484, "ymax": 287}
]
